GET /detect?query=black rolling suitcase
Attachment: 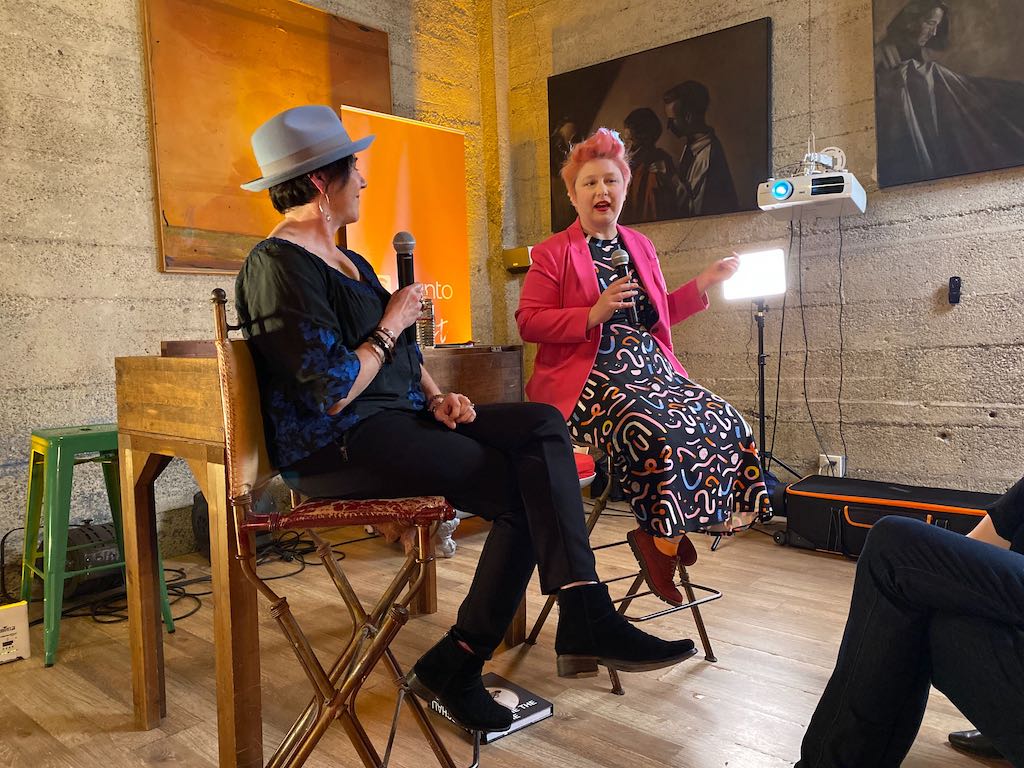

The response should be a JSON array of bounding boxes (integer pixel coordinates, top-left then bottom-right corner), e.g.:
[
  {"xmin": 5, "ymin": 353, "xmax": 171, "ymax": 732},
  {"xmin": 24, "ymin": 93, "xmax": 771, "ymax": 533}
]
[{"xmin": 779, "ymin": 475, "xmax": 999, "ymax": 558}]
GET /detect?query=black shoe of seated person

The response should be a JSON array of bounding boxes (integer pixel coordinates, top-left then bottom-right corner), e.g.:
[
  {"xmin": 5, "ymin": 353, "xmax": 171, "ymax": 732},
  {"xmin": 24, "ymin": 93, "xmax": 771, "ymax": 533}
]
[
  {"xmin": 406, "ymin": 632, "xmax": 513, "ymax": 732},
  {"xmin": 948, "ymin": 729, "xmax": 1007, "ymax": 760},
  {"xmin": 554, "ymin": 582, "xmax": 697, "ymax": 678}
]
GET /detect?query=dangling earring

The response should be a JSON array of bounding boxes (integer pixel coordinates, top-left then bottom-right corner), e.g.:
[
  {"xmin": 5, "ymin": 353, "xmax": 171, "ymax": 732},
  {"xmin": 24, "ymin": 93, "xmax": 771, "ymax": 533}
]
[{"xmin": 318, "ymin": 192, "xmax": 332, "ymax": 222}]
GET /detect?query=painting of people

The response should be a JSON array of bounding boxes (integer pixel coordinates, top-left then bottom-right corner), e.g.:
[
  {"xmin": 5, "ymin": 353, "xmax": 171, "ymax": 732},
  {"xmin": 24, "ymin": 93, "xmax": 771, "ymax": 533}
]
[
  {"xmin": 873, "ymin": 0, "xmax": 1024, "ymax": 187},
  {"xmin": 546, "ymin": 19, "xmax": 771, "ymax": 230}
]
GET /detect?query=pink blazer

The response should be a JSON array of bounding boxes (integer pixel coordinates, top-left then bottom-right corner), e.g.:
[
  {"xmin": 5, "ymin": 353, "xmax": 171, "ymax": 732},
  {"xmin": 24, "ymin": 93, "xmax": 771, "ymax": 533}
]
[{"xmin": 516, "ymin": 219, "xmax": 709, "ymax": 419}]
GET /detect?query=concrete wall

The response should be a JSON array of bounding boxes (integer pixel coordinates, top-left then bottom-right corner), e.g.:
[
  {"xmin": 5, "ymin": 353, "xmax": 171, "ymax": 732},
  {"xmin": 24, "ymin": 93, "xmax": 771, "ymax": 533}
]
[
  {"xmin": 3, "ymin": 0, "xmax": 1022, "ymax": 573},
  {"xmin": 502, "ymin": 0, "xmax": 1024, "ymax": 493},
  {"xmin": 0, "ymin": 0, "xmax": 500, "ymax": 560}
]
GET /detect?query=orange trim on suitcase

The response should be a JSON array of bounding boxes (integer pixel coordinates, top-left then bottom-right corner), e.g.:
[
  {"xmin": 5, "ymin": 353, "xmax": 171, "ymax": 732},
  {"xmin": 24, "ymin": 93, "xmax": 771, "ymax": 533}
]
[
  {"xmin": 842, "ymin": 506, "xmax": 873, "ymax": 529},
  {"xmin": 841, "ymin": 506, "xmax": 937, "ymax": 529},
  {"xmin": 789, "ymin": 487, "xmax": 986, "ymax": 518}
]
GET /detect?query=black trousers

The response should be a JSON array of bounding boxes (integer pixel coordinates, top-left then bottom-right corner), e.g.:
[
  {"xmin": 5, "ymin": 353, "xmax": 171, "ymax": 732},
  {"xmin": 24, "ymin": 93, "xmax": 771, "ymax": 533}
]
[
  {"xmin": 797, "ymin": 516, "xmax": 1024, "ymax": 767},
  {"xmin": 282, "ymin": 402, "xmax": 598, "ymax": 658}
]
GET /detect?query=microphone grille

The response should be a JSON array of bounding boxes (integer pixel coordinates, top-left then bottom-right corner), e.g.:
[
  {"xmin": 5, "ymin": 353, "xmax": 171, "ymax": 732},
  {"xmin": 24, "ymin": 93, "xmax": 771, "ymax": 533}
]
[
  {"xmin": 392, "ymin": 231, "xmax": 416, "ymax": 253},
  {"xmin": 610, "ymin": 248, "xmax": 630, "ymax": 267}
]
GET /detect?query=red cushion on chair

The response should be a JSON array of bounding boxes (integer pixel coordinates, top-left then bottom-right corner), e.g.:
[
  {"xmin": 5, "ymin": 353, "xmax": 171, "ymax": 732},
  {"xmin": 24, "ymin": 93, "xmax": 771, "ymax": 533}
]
[
  {"xmin": 242, "ymin": 495, "xmax": 455, "ymax": 533},
  {"xmin": 574, "ymin": 452, "xmax": 596, "ymax": 481}
]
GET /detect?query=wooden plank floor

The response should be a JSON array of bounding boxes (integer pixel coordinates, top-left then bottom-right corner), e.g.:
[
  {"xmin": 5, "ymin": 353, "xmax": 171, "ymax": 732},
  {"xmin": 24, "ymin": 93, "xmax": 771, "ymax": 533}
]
[{"xmin": 0, "ymin": 511, "xmax": 1001, "ymax": 768}]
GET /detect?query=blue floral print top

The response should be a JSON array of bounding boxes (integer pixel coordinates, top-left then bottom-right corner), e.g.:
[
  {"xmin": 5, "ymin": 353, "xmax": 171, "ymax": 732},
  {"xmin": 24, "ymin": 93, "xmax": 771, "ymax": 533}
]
[{"xmin": 235, "ymin": 238, "xmax": 425, "ymax": 468}]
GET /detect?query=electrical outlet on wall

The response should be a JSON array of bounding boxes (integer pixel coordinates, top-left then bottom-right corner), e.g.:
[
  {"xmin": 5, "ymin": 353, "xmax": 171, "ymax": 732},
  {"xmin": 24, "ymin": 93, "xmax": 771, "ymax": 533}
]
[{"xmin": 818, "ymin": 454, "xmax": 847, "ymax": 477}]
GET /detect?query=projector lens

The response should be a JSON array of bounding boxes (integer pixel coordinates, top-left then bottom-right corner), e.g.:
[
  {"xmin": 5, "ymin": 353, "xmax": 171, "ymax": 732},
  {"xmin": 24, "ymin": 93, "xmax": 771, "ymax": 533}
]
[{"xmin": 771, "ymin": 180, "xmax": 793, "ymax": 200}]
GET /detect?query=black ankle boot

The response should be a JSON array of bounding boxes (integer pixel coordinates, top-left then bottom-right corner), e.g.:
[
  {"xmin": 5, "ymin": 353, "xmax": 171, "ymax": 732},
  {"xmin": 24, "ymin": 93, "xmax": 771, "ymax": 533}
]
[
  {"xmin": 555, "ymin": 583, "xmax": 697, "ymax": 678},
  {"xmin": 406, "ymin": 633, "xmax": 513, "ymax": 731}
]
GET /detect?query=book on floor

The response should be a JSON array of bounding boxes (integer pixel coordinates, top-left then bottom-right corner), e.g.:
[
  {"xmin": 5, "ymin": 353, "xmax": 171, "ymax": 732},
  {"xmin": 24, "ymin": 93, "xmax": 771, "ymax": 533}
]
[{"xmin": 427, "ymin": 672, "xmax": 554, "ymax": 744}]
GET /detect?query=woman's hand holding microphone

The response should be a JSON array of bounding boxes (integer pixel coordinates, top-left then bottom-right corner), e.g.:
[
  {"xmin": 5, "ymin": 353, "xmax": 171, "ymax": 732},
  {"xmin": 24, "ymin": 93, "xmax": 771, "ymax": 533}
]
[
  {"xmin": 381, "ymin": 282, "xmax": 426, "ymax": 338},
  {"xmin": 381, "ymin": 283, "xmax": 476, "ymax": 429},
  {"xmin": 587, "ymin": 275, "xmax": 638, "ymax": 330}
]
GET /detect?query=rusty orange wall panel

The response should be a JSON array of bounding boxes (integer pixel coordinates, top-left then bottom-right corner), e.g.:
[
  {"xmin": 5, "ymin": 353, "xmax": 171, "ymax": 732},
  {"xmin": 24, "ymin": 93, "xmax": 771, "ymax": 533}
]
[{"xmin": 142, "ymin": 0, "xmax": 390, "ymax": 272}]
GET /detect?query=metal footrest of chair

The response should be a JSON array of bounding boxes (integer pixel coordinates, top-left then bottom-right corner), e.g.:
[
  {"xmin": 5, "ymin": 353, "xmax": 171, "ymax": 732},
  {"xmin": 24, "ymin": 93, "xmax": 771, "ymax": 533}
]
[
  {"xmin": 591, "ymin": 537, "xmax": 631, "ymax": 552},
  {"xmin": 398, "ymin": 675, "xmax": 482, "ymax": 768},
  {"xmin": 608, "ymin": 578, "xmax": 722, "ymax": 623}
]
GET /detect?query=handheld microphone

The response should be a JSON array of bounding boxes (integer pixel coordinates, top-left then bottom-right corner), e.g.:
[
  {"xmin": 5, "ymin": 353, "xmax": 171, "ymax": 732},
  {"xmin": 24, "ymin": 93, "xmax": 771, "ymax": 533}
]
[
  {"xmin": 392, "ymin": 231, "xmax": 418, "ymax": 345},
  {"xmin": 609, "ymin": 248, "xmax": 640, "ymax": 325},
  {"xmin": 393, "ymin": 231, "xmax": 416, "ymax": 288}
]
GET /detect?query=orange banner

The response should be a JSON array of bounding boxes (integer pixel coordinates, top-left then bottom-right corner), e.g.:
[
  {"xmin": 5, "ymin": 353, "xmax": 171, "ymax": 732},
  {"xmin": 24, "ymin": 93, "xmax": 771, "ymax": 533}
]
[{"xmin": 341, "ymin": 106, "xmax": 472, "ymax": 345}]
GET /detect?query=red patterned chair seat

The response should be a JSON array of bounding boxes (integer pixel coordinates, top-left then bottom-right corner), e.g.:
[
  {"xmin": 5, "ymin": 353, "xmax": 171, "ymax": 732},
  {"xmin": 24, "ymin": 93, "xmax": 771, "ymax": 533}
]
[{"xmin": 241, "ymin": 495, "xmax": 455, "ymax": 534}]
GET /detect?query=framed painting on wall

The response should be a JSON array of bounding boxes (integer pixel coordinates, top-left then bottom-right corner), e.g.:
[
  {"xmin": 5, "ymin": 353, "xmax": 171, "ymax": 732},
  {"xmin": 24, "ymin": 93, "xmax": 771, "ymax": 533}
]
[
  {"xmin": 546, "ymin": 18, "xmax": 771, "ymax": 231},
  {"xmin": 140, "ymin": 0, "xmax": 391, "ymax": 273},
  {"xmin": 873, "ymin": 0, "xmax": 1024, "ymax": 187}
]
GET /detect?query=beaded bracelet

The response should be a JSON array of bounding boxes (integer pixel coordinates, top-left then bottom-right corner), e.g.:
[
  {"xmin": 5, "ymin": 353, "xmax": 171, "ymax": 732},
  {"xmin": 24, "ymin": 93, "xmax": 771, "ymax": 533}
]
[
  {"xmin": 375, "ymin": 325, "xmax": 397, "ymax": 345},
  {"xmin": 365, "ymin": 340, "xmax": 385, "ymax": 366},
  {"xmin": 368, "ymin": 332, "xmax": 394, "ymax": 364},
  {"xmin": 374, "ymin": 327, "xmax": 396, "ymax": 351}
]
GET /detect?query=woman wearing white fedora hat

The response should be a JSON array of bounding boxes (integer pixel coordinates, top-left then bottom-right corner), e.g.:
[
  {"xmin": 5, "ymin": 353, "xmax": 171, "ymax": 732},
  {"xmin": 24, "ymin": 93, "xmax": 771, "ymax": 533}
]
[{"xmin": 235, "ymin": 105, "xmax": 698, "ymax": 735}]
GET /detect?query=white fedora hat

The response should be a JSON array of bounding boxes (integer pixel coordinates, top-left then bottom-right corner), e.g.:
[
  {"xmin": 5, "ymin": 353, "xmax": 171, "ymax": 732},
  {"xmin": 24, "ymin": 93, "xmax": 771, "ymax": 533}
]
[{"xmin": 241, "ymin": 105, "xmax": 374, "ymax": 192}]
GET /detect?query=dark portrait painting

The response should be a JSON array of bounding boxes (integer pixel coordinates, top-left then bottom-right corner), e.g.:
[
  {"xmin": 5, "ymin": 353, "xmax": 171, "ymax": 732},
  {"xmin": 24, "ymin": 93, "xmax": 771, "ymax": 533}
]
[
  {"xmin": 547, "ymin": 18, "xmax": 771, "ymax": 231},
  {"xmin": 873, "ymin": 0, "xmax": 1024, "ymax": 187}
]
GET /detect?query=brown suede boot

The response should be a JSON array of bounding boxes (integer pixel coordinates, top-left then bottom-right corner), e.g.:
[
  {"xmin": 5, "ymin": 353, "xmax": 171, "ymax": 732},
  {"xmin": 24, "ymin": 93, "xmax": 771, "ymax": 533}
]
[{"xmin": 627, "ymin": 527, "xmax": 683, "ymax": 605}]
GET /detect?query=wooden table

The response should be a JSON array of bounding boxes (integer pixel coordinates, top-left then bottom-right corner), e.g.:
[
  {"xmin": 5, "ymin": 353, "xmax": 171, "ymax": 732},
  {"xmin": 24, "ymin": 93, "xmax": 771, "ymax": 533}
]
[{"xmin": 116, "ymin": 344, "xmax": 524, "ymax": 768}]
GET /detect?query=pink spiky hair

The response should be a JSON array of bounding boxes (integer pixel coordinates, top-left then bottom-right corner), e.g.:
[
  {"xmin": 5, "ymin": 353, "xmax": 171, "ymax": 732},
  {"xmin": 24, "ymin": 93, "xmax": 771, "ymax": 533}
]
[{"xmin": 559, "ymin": 127, "xmax": 632, "ymax": 194}]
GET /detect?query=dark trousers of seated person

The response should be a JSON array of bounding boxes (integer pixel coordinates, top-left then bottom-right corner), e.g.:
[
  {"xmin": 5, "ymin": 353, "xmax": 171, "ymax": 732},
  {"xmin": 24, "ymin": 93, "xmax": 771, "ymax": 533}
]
[
  {"xmin": 797, "ymin": 516, "xmax": 1024, "ymax": 767},
  {"xmin": 282, "ymin": 402, "xmax": 599, "ymax": 659}
]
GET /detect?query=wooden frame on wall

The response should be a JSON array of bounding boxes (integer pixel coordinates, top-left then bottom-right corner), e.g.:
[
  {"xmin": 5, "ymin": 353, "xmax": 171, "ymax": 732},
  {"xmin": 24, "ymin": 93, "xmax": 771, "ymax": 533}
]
[{"xmin": 139, "ymin": 0, "xmax": 391, "ymax": 273}]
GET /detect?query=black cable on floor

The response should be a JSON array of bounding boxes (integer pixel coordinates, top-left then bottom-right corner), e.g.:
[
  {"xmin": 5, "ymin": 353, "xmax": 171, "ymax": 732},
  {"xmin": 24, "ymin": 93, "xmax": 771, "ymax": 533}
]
[{"xmin": 20, "ymin": 528, "xmax": 357, "ymax": 627}]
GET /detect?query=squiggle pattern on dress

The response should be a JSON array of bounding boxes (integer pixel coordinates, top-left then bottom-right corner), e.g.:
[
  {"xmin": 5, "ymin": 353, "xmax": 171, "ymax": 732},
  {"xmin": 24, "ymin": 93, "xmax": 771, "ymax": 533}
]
[{"xmin": 567, "ymin": 235, "xmax": 770, "ymax": 537}]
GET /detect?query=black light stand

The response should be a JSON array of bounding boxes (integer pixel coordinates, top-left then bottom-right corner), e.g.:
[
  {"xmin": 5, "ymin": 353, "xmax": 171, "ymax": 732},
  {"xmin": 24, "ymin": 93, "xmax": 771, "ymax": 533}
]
[
  {"xmin": 710, "ymin": 297, "xmax": 799, "ymax": 551},
  {"xmin": 754, "ymin": 298, "xmax": 800, "ymax": 485}
]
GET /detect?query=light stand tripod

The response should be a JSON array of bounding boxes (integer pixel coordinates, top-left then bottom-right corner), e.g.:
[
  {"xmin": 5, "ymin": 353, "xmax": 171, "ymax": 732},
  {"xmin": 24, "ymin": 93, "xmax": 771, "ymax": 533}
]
[
  {"xmin": 754, "ymin": 298, "xmax": 800, "ymax": 486},
  {"xmin": 711, "ymin": 248, "xmax": 792, "ymax": 549},
  {"xmin": 709, "ymin": 298, "xmax": 797, "ymax": 551}
]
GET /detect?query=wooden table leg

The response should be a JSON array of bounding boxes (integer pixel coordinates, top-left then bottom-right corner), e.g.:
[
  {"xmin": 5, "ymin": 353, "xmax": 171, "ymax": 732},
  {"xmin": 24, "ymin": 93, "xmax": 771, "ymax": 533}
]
[
  {"xmin": 190, "ymin": 453, "xmax": 263, "ymax": 768},
  {"xmin": 120, "ymin": 437, "xmax": 171, "ymax": 729}
]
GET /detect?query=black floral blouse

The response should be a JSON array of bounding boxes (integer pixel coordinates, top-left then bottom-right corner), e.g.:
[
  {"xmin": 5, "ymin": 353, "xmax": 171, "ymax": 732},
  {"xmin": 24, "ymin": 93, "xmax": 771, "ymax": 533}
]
[{"xmin": 235, "ymin": 238, "xmax": 425, "ymax": 468}]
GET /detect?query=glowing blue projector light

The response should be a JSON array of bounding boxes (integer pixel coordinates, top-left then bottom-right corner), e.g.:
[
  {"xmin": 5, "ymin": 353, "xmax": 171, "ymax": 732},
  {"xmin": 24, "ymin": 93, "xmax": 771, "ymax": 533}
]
[{"xmin": 771, "ymin": 180, "xmax": 794, "ymax": 200}]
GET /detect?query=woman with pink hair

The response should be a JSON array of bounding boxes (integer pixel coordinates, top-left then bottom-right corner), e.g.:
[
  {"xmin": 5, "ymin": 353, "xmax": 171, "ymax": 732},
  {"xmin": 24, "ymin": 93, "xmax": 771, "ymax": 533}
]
[{"xmin": 516, "ymin": 128, "xmax": 770, "ymax": 606}]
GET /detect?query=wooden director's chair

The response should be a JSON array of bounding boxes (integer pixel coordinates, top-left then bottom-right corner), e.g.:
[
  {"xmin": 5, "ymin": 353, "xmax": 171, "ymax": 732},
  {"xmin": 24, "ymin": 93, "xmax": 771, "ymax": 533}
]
[
  {"xmin": 527, "ymin": 451, "xmax": 722, "ymax": 696},
  {"xmin": 211, "ymin": 289, "xmax": 469, "ymax": 768}
]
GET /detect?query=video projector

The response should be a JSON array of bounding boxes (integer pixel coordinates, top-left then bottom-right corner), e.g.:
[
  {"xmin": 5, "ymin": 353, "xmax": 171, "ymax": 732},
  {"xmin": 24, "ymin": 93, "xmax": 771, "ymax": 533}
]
[{"xmin": 757, "ymin": 148, "xmax": 866, "ymax": 222}]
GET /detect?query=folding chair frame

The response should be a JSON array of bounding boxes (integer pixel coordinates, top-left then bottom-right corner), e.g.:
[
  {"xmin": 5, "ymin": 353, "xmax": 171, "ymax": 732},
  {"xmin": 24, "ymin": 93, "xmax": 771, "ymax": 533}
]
[
  {"xmin": 525, "ymin": 458, "xmax": 722, "ymax": 696},
  {"xmin": 212, "ymin": 289, "xmax": 472, "ymax": 768}
]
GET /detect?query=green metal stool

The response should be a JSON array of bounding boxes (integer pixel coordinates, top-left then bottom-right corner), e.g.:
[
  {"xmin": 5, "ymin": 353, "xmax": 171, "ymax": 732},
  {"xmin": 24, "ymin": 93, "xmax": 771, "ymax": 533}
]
[{"xmin": 20, "ymin": 424, "xmax": 175, "ymax": 666}]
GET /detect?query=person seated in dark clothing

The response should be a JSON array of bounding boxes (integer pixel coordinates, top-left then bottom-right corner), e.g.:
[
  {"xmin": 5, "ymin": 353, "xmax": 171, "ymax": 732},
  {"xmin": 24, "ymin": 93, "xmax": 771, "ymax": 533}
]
[
  {"xmin": 796, "ymin": 477, "xmax": 1024, "ymax": 767},
  {"xmin": 234, "ymin": 105, "xmax": 698, "ymax": 735}
]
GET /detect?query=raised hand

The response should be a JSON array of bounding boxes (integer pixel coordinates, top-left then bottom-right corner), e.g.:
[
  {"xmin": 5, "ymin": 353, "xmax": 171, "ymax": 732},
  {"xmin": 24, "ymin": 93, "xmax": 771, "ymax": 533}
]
[{"xmin": 695, "ymin": 256, "xmax": 740, "ymax": 294}]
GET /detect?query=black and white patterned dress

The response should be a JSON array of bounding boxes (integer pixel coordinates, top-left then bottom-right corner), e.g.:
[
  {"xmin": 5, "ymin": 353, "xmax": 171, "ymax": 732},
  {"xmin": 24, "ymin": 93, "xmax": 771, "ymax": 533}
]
[{"xmin": 567, "ymin": 234, "xmax": 770, "ymax": 536}]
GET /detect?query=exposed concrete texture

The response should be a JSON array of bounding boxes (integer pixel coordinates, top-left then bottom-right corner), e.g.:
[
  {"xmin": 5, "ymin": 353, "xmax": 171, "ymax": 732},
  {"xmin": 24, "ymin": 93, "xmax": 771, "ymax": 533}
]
[
  {"xmin": 503, "ymin": 0, "xmax": 1024, "ymax": 494},
  {"xmin": 4, "ymin": 0, "xmax": 1023, "ymax": 579},
  {"xmin": 0, "ymin": 0, "xmax": 500, "ymax": 565}
]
